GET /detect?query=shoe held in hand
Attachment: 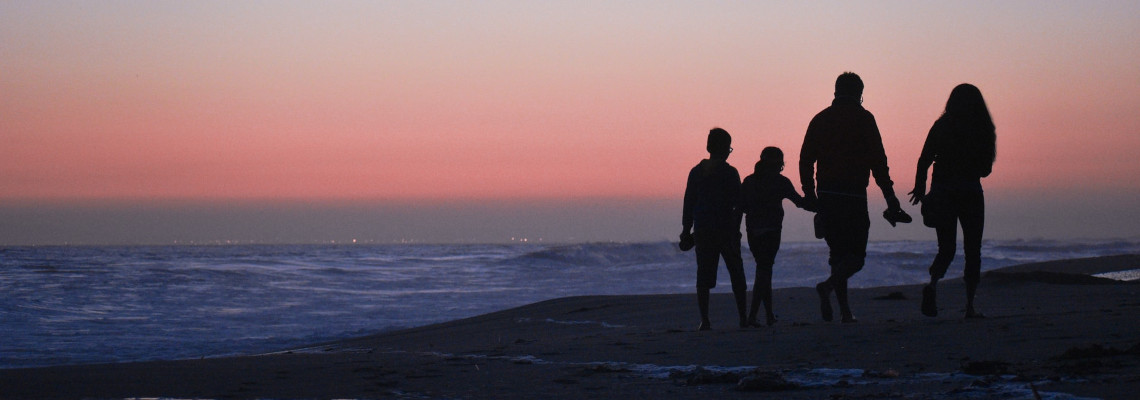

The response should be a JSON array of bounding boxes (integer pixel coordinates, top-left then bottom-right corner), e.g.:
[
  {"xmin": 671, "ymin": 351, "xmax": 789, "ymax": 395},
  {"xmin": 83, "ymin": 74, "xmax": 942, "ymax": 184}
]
[{"xmin": 882, "ymin": 208, "xmax": 913, "ymax": 227}]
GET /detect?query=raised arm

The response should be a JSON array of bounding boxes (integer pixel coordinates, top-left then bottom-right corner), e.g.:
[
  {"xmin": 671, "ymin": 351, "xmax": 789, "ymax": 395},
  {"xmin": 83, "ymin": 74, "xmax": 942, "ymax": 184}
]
[{"xmin": 781, "ymin": 176, "xmax": 809, "ymax": 211}]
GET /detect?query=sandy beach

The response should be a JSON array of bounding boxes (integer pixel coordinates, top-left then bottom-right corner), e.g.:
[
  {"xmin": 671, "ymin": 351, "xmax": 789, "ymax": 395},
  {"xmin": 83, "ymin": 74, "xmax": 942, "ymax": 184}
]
[{"xmin": 2, "ymin": 254, "xmax": 1138, "ymax": 399}]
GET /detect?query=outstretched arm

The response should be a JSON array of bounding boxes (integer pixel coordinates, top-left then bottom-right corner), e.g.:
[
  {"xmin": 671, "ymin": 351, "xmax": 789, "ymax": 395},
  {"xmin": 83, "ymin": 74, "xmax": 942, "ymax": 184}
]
[
  {"xmin": 783, "ymin": 177, "xmax": 810, "ymax": 211},
  {"xmin": 909, "ymin": 123, "xmax": 938, "ymax": 205}
]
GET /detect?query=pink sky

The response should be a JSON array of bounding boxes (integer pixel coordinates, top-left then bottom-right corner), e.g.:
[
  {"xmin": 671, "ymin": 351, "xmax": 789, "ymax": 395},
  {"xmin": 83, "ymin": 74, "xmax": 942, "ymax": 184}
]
[{"xmin": 3, "ymin": 1, "xmax": 1139, "ymax": 202}]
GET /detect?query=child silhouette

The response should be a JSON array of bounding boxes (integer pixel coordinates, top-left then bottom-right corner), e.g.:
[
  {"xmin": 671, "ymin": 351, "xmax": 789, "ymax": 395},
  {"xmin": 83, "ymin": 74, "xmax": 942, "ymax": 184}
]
[
  {"xmin": 681, "ymin": 128, "xmax": 749, "ymax": 330},
  {"xmin": 740, "ymin": 147, "xmax": 809, "ymax": 327}
]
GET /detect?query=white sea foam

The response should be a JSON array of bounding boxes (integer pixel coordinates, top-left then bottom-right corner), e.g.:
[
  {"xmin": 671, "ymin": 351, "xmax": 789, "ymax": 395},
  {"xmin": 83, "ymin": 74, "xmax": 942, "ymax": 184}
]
[
  {"xmin": 2, "ymin": 239, "xmax": 1139, "ymax": 368},
  {"xmin": 1092, "ymin": 268, "xmax": 1140, "ymax": 281}
]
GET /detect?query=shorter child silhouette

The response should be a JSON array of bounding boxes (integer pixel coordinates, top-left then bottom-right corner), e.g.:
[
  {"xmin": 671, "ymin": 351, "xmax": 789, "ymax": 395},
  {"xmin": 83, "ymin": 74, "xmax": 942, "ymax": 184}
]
[{"xmin": 740, "ymin": 147, "xmax": 809, "ymax": 327}]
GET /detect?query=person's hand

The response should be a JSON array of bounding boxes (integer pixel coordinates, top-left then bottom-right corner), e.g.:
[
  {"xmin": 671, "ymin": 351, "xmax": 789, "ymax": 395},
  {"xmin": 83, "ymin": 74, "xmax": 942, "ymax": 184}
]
[
  {"xmin": 802, "ymin": 202, "xmax": 818, "ymax": 213},
  {"xmin": 907, "ymin": 188, "xmax": 924, "ymax": 205},
  {"xmin": 678, "ymin": 231, "xmax": 695, "ymax": 251},
  {"xmin": 804, "ymin": 193, "xmax": 818, "ymax": 212},
  {"xmin": 882, "ymin": 207, "xmax": 912, "ymax": 227},
  {"xmin": 885, "ymin": 194, "xmax": 902, "ymax": 212}
]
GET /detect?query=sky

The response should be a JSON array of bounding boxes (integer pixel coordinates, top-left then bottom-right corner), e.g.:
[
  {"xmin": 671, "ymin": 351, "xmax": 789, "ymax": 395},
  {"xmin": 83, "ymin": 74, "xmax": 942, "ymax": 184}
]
[{"xmin": 2, "ymin": 1, "xmax": 1139, "ymax": 245}]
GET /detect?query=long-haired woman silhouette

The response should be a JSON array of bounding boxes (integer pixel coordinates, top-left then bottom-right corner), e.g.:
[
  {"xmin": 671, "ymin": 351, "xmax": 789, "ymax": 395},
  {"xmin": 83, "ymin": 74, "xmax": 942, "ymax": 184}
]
[{"xmin": 909, "ymin": 83, "xmax": 996, "ymax": 319}]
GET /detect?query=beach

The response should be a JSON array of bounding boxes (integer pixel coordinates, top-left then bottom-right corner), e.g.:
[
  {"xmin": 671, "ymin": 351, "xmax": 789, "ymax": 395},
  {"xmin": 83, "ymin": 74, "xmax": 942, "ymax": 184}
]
[{"xmin": 2, "ymin": 254, "xmax": 1138, "ymax": 399}]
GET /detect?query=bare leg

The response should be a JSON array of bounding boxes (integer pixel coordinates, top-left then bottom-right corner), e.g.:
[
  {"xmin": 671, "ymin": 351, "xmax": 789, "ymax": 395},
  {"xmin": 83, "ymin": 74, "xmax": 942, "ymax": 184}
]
[
  {"xmin": 698, "ymin": 288, "xmax": 711, "ymax": 330},
  {"xmin": 922, "ymin": 281, "xmax": 938, "ymax": 317},
  {"xmin": 835, "ymin": 278, "xmax": 857, "ymax": 323},
  {"xmin": 748, "ymin": 287, "xmax": 761, "ymax": 327},
  {"xmin": 965, "ymin": 281, "xmax": 984, "ymax": 318},
  {"xmin": 733, "ymin": 286, "xmax": 748, "ymax": 328},
  {"xmin": 925, "ymin": 219, "xmax": 957, "ymax": 318},
  {"xmin": 961, "ymin": 190, "xmax": 985, "ymax": 319},
  {"xmin": 748, "ymin": 266, "xmax": 773, "ymax": 327},
  {"xmin": 759, "ymin": 268, "xmax": 775, "ymax": 326},
  {"xmin": 816, "ymin": 280, "xmax": 833, "ymax": 322}
]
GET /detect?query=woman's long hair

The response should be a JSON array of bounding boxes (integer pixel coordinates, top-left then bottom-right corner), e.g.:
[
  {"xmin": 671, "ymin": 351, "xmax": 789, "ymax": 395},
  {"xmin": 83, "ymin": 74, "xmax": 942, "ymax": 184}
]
[{"xmin": 939, "ymin": 83, "xmax": 996, "ymax": 167}]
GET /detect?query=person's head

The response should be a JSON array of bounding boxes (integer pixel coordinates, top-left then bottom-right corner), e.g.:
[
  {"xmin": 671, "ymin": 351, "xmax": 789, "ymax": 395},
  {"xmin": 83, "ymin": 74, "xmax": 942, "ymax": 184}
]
[
  {"xmin": 706, "ymin": 127, "xmax": 732, "ymax": 159},
  {"xmin": 834, "ymin": 72, "xmax": 864, "ymax": 100},
  {"xmin": 941, "ymin": 83, "xmax": 996, "ymax": 162},
  {"xmin": 756, "ymin": 146, "xmax": 784, "ymax": 173},
  {"xmin": 944, "ymin": 84, "xmax": 992, "ymax": 124}
]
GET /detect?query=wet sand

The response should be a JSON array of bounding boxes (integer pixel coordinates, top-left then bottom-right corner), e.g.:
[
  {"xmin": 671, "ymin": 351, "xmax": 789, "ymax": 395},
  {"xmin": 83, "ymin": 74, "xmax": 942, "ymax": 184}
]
[{"xmin": 2, "ymin": 254, "xmax": 1138, "ymax": 399}]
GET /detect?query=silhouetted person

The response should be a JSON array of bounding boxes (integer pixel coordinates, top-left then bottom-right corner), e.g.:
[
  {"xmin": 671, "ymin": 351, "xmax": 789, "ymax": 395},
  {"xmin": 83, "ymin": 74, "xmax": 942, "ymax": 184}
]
[
  {"xmin": 909, "ymin": 83, "xmax": 996, "ymax": 319},
  {"xmin": 741, "ymin": 147, "xmax": 808, "ymax": 327},
  {"xmin": 681, "ymin": 128, "xmax": 748, "ymax": 331},
  {"xmin": 800, "ymin": 72, "xmax": 907, "ymax": 323}
]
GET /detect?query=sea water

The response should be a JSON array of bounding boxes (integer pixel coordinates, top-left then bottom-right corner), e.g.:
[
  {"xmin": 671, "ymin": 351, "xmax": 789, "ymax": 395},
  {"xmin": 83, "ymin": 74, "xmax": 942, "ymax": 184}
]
[{"xmin": 2, "ymin": 239, "xmax": 1138, "ymax": 369}]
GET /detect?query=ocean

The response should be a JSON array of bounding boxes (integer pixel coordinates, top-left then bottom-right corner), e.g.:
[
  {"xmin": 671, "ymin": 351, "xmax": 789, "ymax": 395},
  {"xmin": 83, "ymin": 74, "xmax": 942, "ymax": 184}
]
[{"xmin": 2, "ymin": 239, "xmax": 1138, "ymax": 369}]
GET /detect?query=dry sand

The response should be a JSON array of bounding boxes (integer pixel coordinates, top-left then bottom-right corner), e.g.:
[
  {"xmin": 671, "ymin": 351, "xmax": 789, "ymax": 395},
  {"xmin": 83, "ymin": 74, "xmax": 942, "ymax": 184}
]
[{"xmin": 2, "ymin": 254, "xmax": 1138, "ymax": 399}]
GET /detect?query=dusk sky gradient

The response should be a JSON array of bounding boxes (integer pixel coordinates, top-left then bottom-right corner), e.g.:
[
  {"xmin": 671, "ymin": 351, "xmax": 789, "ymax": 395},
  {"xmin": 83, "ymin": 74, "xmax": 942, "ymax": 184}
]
[{"xmin": 2, "ymin": 1, "xmax": 1139, "ymax": 244}]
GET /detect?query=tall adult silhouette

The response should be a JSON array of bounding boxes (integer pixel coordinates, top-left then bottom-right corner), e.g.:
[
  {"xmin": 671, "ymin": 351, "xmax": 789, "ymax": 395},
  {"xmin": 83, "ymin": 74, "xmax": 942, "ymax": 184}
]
[
  {"xmin": 681, "ymin": 128, "xmax": 749, "ymax": 330},
  {"xmin": 909, "ymin": 83, "xmax": 996, "ymax": 319},
  {"xmin": 800, "ymin": 72, "xmax": 907, "ymax": 323}
]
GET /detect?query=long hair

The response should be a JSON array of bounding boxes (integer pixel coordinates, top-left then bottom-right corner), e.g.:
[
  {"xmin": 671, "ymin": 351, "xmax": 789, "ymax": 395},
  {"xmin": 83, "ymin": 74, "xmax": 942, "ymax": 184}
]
[{"xmin": 940, "ymin": 83, "xmax": 996, "ymax": 165}]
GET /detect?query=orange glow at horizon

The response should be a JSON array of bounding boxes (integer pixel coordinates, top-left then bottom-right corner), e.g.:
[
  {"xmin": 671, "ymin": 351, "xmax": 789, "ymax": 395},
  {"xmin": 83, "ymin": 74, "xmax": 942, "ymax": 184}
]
[{"xmin": 3, "ymin": 2, "xmax": 1139, "ymax": 201}]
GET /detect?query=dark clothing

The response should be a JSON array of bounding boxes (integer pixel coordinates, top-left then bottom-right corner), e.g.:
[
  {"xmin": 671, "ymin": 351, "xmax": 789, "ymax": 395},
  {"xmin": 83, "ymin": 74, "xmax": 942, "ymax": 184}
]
[
  {"xmin": 800, "ymin": 93, "xmax": 901, "ymax": 321},
  {"xmin": 916, "ymin": 118, "xmax": 994, "ymax": 285},
  {"xmin": 682, "ymin": 155, "xmax": 749, "ymax": 326},
  {"xmin": 682, "ymin": 157, "xmax": 746, "ymax": 291},
  {"xmin": 740, "ymin": 171, "xmax": 805, "ymax": 235},
  {"xmin": 799, "ymin": 97, "xmax": 892, "ymax": 276},
  {"xmin": 748, "ymin": 230, "xmax": 781, "ymax": 272},
  {"xmin": 740, "ymin": 168, "xmax": 802, "ymax": 326},
  {"xmin": 819, "ymin": 193, "xmax": 870, "ymax": 280},
  {"xmin": 747, "ymin": 229, "xmax": 781, "ymax": 324},
  {"xmin": 682, "ymin": 159, "xmax": 743, "ymax": 234},
  {"xmin": 696, "ymin": 230, "xmax": 747, "ymax": 291},
  {"xmin": 917, "ymin": 118, "xmax": 993, "ymax": 192},
  {"xmin": 800, "ymin": 98, "xmax": 896, "ymax": 199},
  {"xmin": 929, "ymin": 189, "xmax": 985, "ymax": 284}
]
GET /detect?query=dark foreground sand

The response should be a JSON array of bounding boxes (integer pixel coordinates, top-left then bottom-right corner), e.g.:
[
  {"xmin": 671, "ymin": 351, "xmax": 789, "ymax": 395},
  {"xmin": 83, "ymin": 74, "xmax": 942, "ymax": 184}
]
[{"xmin": 2, "ymin": 255, "xmax": 1139, "ymax": 399}]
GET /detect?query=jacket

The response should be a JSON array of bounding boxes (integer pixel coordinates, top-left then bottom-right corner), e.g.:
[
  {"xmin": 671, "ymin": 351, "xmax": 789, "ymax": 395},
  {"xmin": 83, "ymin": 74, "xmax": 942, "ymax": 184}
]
[
  {"xmin": 682, "ymin": 158, "xmax": 742, "ymax": 233},
  {"xmin": 799, "ymin": 97, "xmax": 896, "ymax": 199}
]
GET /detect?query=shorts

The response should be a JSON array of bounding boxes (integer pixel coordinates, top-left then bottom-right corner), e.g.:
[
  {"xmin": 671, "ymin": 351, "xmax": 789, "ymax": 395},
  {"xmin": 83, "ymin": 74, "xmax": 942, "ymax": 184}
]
[{"xmin": 694, "ymin": 230, "xmax": 746, "ymax": 290}]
